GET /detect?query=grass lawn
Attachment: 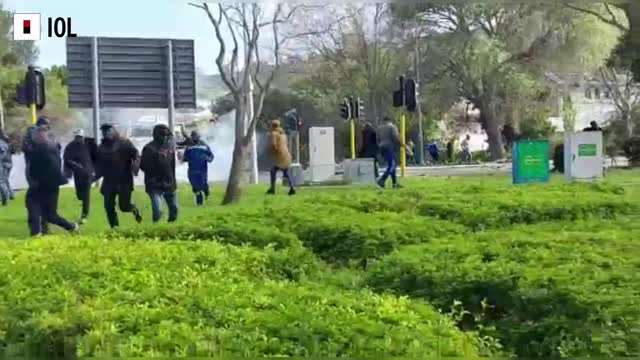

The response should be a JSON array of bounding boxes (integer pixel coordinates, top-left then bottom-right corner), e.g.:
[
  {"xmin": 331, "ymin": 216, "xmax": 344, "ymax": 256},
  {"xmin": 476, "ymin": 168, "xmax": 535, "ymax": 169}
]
[{"xmin": 0, "ymin": 169, "xmax": 638, "ymax": 357}]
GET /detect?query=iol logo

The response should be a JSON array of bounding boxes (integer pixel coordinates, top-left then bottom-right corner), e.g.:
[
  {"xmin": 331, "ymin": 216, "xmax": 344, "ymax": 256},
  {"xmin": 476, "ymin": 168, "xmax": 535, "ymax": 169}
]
[{"xmin": 13, "ymin": 13, "xmax": 77, "ymax": 41}]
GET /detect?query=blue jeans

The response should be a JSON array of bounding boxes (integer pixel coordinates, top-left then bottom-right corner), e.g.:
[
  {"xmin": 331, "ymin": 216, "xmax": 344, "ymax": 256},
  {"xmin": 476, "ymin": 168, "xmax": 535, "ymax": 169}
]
[
  {"xmin": 379, "ymin": 146, "xmax": 398, "ymax": 186},
  {"xmin": 149, "ymin": 191, "xmax": 178, "ymax": 223}
]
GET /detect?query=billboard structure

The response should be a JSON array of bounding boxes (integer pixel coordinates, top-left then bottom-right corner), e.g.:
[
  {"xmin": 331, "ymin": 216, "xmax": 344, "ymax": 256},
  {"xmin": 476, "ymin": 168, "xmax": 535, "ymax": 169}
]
[{"xmin": 66, "ymin": 36, "xmax": 196, "ymax": 140}]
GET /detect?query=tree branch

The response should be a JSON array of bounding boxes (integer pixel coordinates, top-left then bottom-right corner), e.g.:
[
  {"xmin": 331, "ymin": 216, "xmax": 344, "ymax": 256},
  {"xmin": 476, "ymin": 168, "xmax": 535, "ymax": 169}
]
[
  {"xmin": 190, "ymin": 2, "xmax": 239, "ymax": 96},
  {"xmin": 564, "ymin": 3, "xmax": 628, "ymax": 32}
]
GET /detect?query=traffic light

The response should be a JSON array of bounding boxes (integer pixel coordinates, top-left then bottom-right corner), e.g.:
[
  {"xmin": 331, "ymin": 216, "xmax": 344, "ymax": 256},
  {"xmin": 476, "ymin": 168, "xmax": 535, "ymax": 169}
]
[
  {"xmin": 393, "ymin": 76, "xmax": 405, "ymax": 108},
  {"xmin": 340, "ymin": 98, "xmax": 351, "ymax": 119},
  {"xmin": 16, "ymin": 66, "xmax": 46, "ymax": 110},
  {"xmin": 351, "ymin": 97, "xmax": 365, "ymax": 119},
  {"xmin": 405, "ymin": 78, "xmax": 417, "ymax": 113}
]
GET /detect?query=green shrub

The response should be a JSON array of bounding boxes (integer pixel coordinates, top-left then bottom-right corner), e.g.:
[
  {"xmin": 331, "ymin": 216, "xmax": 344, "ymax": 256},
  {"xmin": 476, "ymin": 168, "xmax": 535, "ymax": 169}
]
[
  {"xmin": 0, "ymin": 237, "xmax": 481, "ymax": 358},
  {"xmin": 264, "ymin": 204, "xmax": 465, "ymax": 266},
  {"xmin": 623, "ymin": 136, "xmax": 640, "ymax": 165},
  {"xmin": 366, "ymin": 225, "xmax": 640, "ymax": 357}
]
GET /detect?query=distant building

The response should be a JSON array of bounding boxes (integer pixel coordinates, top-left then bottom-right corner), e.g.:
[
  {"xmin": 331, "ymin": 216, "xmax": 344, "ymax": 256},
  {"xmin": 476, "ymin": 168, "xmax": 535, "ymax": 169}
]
[{"xmin": 545, "ymin": 72, "xmax": 633, "ymax": 132}]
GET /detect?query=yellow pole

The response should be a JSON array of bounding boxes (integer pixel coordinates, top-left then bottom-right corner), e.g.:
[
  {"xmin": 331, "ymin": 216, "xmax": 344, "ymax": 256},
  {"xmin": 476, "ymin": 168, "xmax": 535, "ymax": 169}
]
[
  {"xmin": 30, "ymin": 103, "xmax": 37, "ymax": 125},
  {"xmin": 350, "ymin": 118, "xmax": 356, "ymax": 159},
  {"xmin": 400, "ymin": 113, "xmax": 406, "ymax": 177}
]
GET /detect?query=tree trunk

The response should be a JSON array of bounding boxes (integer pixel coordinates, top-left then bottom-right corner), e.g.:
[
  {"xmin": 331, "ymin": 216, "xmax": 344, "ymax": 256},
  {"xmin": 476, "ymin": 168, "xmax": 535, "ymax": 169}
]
[
  {"xmin": 476, "ymin": 99, "xmax": 505, "ymax": 161},
  {"xmin": 222, "ymin": 106, "xmax": 249, "ymax": 205},
  {"xmin": 222, "ymin": 139, "xmax": 249, "ymax": 205}
]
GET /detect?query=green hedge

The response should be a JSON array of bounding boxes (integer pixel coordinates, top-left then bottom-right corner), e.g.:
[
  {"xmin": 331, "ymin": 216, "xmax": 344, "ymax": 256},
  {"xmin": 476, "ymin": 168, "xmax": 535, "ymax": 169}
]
[
  {"xmin": 0, "ymin": 238, "xmax": 481, "ymax": 357},
  {"xmin": 366, "ymin": 224, "xmax": 640, "ymax": 357}
]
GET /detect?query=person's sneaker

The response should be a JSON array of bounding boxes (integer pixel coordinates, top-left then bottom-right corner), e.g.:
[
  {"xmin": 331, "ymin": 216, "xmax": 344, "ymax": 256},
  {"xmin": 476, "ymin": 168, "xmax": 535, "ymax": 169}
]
[
  {"xmin": 266, "ymin": 188, "xmax": 275, "ymax": 195},
  {"xmin": 79, "ymin": 217, "xmax": 87, "ymax": 225},
  {"xmin": 393, "ymin": 183, "xmax": 403, "ymax": 189},
  {"xmin": 288, "ymin": 188, "xmax": 296, "ymax": 196},
  {"xmin": 69, "ymin": 223, "xmax": 81, "ymax": 235},
  {"xmin": 133, "ymin": 208, "xmax": 143, "ymax": 223},
  {"xmin": 376, "ymin": 179, "xmax": 385, "ymax": 189}
]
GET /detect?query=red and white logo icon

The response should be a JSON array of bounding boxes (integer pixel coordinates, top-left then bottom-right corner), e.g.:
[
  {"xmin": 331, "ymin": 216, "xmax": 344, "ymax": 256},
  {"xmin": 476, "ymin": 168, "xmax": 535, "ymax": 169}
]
[{"xmin": 13, "ymin": 13, "xmax": 41, "ymax": 41}]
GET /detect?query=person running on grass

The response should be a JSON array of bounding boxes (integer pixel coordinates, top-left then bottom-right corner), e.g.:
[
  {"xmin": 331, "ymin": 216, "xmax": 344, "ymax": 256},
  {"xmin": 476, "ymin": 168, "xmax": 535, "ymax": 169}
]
[
  {"xmin": 376, "ymin": 116, "xmax": 402, "ymax": 189},
  {"xmin": 140, "ymin": 124, "xmax": 178, "ymax": 223},
  {"xmin": 266, "ymin": 119, "xmax": 296, "ymax": 196},
  {"xmin": 182, "ymin": 130, "xmax": 214, "ymax": 206},
  {"xmin": 24, "ymin": 117, "xmax": 79, "ymax": 236},
  {"xmin": 94, "ymin": 124, "xmax": 142, "ymax": 229},
  {"xmin": 63, "ymin": 129, "xmax": 95, "ymax": 224}
]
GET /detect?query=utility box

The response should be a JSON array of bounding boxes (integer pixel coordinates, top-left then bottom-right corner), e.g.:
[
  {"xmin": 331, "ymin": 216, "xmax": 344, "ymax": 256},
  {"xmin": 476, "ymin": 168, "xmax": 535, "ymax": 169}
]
[
  {"xmin": 309, "ymin": 127, "xmax": 335, "ymax": 182},
  {"xmin": 512, "ymin": 140, "xmax": 550, "ymax": 184},
  {"xmin": 564, "ymin": 131, "xmax": 604, "ymax": 181},
  {"xmin": 343, "ymin": 158, "xmax": 376, "ymax": 184}
]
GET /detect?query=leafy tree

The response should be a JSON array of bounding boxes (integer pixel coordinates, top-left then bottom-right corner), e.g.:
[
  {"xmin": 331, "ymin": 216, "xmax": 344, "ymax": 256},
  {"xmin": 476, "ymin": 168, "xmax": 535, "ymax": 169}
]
[
  {"xmin": 390, "ymin": 3, "xmax": 620, "ymax": 160},
  {"xmin": 562, "ymin": 94, "xmax": 577, "ymax": 132}
]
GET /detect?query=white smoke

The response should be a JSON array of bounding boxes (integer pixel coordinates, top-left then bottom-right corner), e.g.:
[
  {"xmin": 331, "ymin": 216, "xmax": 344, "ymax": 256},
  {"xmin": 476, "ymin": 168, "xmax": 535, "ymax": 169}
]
[{"xmin": 9, "ymin": 108, "xmax": 237, "ymax": 190}]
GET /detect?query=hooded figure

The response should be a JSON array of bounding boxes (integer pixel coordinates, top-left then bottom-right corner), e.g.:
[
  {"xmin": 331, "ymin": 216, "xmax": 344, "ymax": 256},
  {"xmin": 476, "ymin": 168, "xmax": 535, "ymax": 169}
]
[
  {"xmin": 358, "ymin": 122, "xmax": 379, "ymax": 178},
  {"xmin": 182, "ymin": 130, "xmax": 214, "ymax": 206},
  {"xmin": 63, "ymin": 128, "xmax": 96, "ymax": 223},
  {"xmin": 376, "ymin": 117, "xmax": 401, "ymax": 189},
  {"xmin": 95, "ymin": 124, "xmax": 142, "ymax": 228},
  {"xmin": 267, "ymin": 119, "xmax": 295, "ymax": 195},
  {"xmin": 23, "ymin": 117, "xmax": 78, "ymax": 236},
  {"xmin": 0, "ymin": 134, "xmax": 11, "ymax": 206},
  {"xmin": 140, "ymin": 124, "xmax": 178, "ymax": 223}
]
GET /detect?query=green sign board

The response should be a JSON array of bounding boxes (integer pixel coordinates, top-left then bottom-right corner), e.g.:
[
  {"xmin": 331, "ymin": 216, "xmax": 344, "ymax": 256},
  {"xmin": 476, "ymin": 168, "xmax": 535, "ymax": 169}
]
[
  {"xmin": 578, "ymin": 143, "xmax": 597, "ymax": 157},
  {"xmin": 512, "ymin": 140, "xmax": 550, "ymax": 184}
]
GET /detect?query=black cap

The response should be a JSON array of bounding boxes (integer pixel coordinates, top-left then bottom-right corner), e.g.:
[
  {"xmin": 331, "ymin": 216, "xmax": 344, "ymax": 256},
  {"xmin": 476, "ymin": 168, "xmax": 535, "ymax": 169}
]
[{"xmin": 100, "ymin": 124, "xmax": 114, "ymax": 131}]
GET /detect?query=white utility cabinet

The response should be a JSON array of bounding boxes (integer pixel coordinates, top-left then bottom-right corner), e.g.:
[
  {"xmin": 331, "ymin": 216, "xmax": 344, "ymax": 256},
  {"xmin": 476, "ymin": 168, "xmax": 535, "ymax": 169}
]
[
  {"xmin": 564, "ymin": 131, "xmax": 604, "ymax": 181},
  {"xmin": 309, "ymin": 127, "xmax": 335, "ymax": 182}
]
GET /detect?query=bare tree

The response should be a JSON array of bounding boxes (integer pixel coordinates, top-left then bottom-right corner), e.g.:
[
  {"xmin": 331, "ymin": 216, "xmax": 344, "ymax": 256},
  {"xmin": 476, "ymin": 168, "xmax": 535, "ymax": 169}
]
[
  {"xmin": 189, "ymin": 2, "xmax": 314, "ymax": 204},
  {"xmin": 600, "ymin": 67, "xmax": 638, "ymax": 137}
]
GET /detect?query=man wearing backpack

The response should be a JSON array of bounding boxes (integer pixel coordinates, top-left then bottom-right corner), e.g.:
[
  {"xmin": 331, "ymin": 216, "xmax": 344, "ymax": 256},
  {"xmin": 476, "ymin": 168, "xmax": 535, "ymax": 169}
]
[{"xmin": 266, "ymin": 119, "xmax": 296, "ymax": 196}]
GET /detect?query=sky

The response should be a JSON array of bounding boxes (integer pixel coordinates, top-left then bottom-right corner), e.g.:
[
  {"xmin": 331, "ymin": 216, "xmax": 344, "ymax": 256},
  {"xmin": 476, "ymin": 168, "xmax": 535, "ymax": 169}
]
[{"xmin": 5, "ymin": 0, "xmax": 226, "ymax": 74}]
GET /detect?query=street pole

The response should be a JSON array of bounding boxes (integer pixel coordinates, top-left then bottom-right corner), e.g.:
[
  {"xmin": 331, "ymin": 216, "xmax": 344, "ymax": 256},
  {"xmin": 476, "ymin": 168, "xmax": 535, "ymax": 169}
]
[
  {"xmin": 166, "ymin": 40, "xmax": 175, "ymax": 143},
  {"xmin": 91, "ymin": 37, "xmax": 100, "ymax": 141},
  {"xmin": 415, "ymin": 33, "xmax": 425, "ymax": 165},
  {"xmin": 400, "ymin": 113, "xmax": 406, "ymax": 177},
  {"xmin": 350, "ymin": 118, "xmax": 356, "ymax": 159}
]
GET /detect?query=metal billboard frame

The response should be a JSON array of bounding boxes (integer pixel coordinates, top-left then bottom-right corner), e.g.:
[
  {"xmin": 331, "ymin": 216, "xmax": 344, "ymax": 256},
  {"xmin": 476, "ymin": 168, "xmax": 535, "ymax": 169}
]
[{"xmin": 66, "ymin": 36, "xmax": 196, "ymax": 140}]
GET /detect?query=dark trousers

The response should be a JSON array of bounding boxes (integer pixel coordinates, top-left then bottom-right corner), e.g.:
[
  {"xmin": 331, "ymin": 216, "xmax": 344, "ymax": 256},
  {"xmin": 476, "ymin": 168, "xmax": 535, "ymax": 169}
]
[
  {"xmin": 269, "ymin": 167, "xmax": 294, "ymax": 190},
  {"xmin": 74, "ymin": 180, "xmax": 91, "ymax": 219},
  {"xmin": 379, "ymin": 146, "xmax": 398, "ymax": 186},
  {"xmin": 103, "ymin": 189, "xmax": 138, "ymax": 228},
  {"xmin": 188, "ymin": 171, "xmax": 209, "ymax": 206},
  {"xmin": 149, "ymin": 191, "xmax": 178, "ymax": 223},
  {"xmin": 26, "ymin": 186, "xmax": 74, "ymax": 236}
]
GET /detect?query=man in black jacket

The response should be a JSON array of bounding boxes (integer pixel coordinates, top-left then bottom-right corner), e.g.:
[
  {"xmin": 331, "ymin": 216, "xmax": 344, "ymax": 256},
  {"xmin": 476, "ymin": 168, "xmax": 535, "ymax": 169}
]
[
  {"xmin": 64, "ymin": 129, "xmax": 95, "ymax": 224},
  {"xmin": 358, "ymin": 122, "xmax": 380, "ymax": 179},
  {"xmin": 95, "ymin": 124, "xmax": 142, "ymax": 228},
  {"xmin": 140, "ymin": 124, "xmax": 178, "ymax": 223},
  {"xmin": 24, "ymin": 120, "xmax": 78, "ymax": 236}
]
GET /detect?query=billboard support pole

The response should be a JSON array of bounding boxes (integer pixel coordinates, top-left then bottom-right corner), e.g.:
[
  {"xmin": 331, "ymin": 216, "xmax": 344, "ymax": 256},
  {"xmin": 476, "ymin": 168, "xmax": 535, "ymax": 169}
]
[
  {"xmin": 91, "ymin": 37, "xmax": 100, "ymax": 141},
  {"xmin": 166, "ymin": 40, "xmax": 175, "ymax": 138}
]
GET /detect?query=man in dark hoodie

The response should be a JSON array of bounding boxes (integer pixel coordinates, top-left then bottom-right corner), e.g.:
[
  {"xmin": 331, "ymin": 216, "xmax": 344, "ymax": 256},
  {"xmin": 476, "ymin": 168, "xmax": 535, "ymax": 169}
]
[
  {"xmin": 182, "ymin": 130, "xmax": 213, "ymax": 206},
  {"xmin": 358, "ymin": 122, "xmax": 379, "ymax": 179},
  {"xmin": 22, "ymin": 117, "xmax": 56, "ymax": 234},
  {"xmin": 95, "ymin": 124, "xmax": 142, "ymax": 228},
  {"xmin": 140, "ymin": 124, "xmax": 178, "ymax": 223},
  {"xmin": 24, "ymin": 117, "xmax": 78, "ymax": 236},
  {"xmin": 64, "ymin": 129, "xmax": 96, "ymax": 224}
]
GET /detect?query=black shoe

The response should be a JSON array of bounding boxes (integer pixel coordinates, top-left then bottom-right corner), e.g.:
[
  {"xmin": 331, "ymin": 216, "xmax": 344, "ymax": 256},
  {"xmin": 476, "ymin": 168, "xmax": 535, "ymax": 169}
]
[
  {"xmin": 133, "ymin": 208, "xmax": 142, "ymax": 223},
  {"xmin": 376, "ymin": 179, "xmax": 385, "ymax": 189},
  {"xmin": 288, "ymin": 188, "xmax": 296, "ymax": 196},
  {"xmin": 266, "ymin": 188, "xmax": 275, "ymax": 195},
  {"xmin": 393, "ymin": 183, "xmax": 403, "ymax": 189}
]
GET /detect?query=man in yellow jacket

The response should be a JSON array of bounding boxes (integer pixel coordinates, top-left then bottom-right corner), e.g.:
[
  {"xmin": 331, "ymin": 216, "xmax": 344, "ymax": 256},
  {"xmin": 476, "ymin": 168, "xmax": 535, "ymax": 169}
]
[{"xmin": 266, "ymin": 119, "xmax": 296, "ymax": 196}]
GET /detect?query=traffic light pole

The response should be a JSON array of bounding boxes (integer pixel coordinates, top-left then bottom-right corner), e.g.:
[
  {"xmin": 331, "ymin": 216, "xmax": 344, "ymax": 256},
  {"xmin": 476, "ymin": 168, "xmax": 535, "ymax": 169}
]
[
  {"xmin": 400, "ymin": 112, "xmax": 406, "ymax": 178},
  {"xmin": 350, "ymin": 118, "xmax": 356, "ymax": 159}
]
